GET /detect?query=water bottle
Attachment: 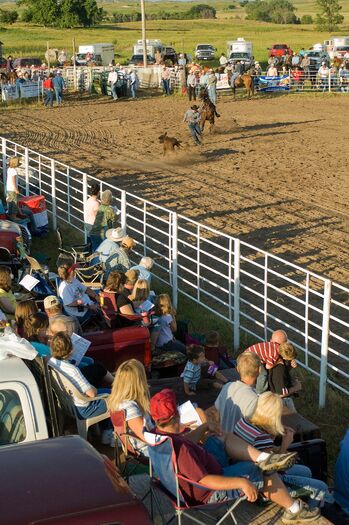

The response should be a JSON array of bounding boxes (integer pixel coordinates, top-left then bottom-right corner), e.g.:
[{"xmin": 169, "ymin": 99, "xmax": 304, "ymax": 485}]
[{"xmin": 4, "ymin": 323, "xmax": 13, "ymax": 336}]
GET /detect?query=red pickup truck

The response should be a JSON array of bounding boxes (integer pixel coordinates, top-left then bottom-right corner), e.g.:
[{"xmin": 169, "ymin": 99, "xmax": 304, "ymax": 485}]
[
  {"xmin": 268, "ymin": 44, "xmax": 293, "ymax": 58},
  {"xmin": 0, "ymin": 435, "xmax": 153, "ymax": 525}
]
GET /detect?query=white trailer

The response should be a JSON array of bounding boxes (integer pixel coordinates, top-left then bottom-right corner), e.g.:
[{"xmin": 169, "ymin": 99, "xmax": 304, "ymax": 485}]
[
  {"xmin": 78, "ymin": 43, "xmax": 115, "ymax": 65},
  {"xmin": 227, "ymin": 38, "xmax": 253, "ymax": 57},
  {"xmin": 324, "ymin": 37, "xmax": 349, "ymax": 59},
  {"xmin": 133, "ymin": 39, "xmax": 164, "ymax": 58}
]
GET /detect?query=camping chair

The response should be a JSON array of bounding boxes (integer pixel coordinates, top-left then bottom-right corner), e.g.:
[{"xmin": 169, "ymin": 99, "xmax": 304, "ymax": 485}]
[
  {"xmin": 145, "ymin": 432, "xmax": 246, "ymax": 525},
  {"xmin": 100, "ymin": 290, "xmax": 143, "ymax": 328},
  {"xmin": 48, "ymin": 363, "xmax": 109, "ymax": 441},
  {"xmin": 110, "ymin": 409, "xmax": 150, "ymax": 481},
  {"xmin": 75, "ymin": 263, "xmax": 104, "ymax": 290},
  {"xmin": 57, "ymin": 226, "xmax": 92, "ymax": 263}
]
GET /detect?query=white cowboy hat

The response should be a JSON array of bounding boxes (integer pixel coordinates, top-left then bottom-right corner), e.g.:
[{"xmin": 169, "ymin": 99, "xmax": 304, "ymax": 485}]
[{"xmin": 106, "ymin": 227, "xmax": 126, "ymax": 242}]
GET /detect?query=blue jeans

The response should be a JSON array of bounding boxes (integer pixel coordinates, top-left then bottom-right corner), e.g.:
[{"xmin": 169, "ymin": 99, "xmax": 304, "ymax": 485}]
[
  {"xmin": 159, "ymin": 338, "xmax": 187, "ymax": 355},
  {"xmin": 162, "ymin": 79, "xmax": 170, "ymax": 95},
  {"xmin": 54, "ymin": 88, "xmax": 62, "ymax": 105},
  {"xmin": 208, "ymin": 86, "xmax": 217, "ymax": 105},
  {"xmin": 256, "ymin": 365, "xmax": 268, "ymax": 394},
  {"xmin": 130, "ymin": 84, "xmax": 137, "ymax": 99},
  {"xmin": 44, "ymin": 89, "xmax": 53, "ymax": 107},
  {"xmin": 75, "ymin": 392, "xmax": 111, "ymax": 429},
  {"xmin": 282, "ymin": 464, "xmax": 333, "ymax": 507},
  {"xmin": 188, "ymin": 123, "xmax": 201, "ymax": 145},
  {"xmin": 90, "ymin": 233, "xmax": 103, "ymax": 252}
]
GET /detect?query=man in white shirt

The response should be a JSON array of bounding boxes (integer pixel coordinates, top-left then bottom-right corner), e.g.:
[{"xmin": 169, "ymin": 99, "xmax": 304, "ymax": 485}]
[
  {"xmin": 267, "ymin": 64, "xmax": 278, "ymax": 76},
  {"xmin": 219, "ymin": 53, "xmax": 228, "ymax": 67},
  {"xmin": 108, "ymin": 65, "xmax": 118, "ymax": 100},
  {"xmin": 318, "ymin": 62, "xmax": 329, "ymax": 91}
]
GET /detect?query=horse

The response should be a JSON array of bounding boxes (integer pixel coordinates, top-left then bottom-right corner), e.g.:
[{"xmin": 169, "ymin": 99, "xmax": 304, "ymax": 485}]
[
  {"xmin": 232, "ymin": 71, "xmax": 254, "ymax": 99},
  {"xmin": 0, "ymin": 71, "xmax": 17, "ymax": 84},
  {"xmin": 198, "ymin": 88, "xmax": 220, "ymax": 132}
]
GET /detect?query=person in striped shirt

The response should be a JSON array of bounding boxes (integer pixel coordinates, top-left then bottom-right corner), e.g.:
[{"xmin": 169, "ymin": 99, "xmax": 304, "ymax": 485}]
[
  {"xmin": 234, "ymin": 392, "xmax": 333, "ymax": 509},
  {"xmin": 246, "ymin": 330, "xmax": 297, "ymax": 393},
  {"xmin": 181, "ymin": 345, "xmax": 228, "ymax": 396}
]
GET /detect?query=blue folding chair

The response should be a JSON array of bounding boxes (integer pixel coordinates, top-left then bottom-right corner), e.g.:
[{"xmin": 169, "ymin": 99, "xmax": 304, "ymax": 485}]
[{"xmin": 145, "ymin": 432, "xmax": 246, "ymax": 525}]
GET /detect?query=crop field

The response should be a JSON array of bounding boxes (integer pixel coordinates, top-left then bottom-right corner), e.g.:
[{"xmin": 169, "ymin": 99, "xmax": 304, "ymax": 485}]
[{"xmin": 0, "ymin": 0, "xmax": 348, "ymax": 65}]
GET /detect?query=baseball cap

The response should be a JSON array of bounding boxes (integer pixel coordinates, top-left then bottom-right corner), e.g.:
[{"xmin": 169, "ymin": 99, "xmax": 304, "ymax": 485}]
[
  {"xmin": 44, "ymin": 296, "xmax": 61, "ymax": 309},
  {"xmin": 150, "ymin": 389, "xmax": 178, "ymax": 424}
]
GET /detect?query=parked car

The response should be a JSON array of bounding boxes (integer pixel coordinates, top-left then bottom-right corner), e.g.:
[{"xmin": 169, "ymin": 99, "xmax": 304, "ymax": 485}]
[
  {"xmin": 128, "ymin": 54, "xmax": 155, "ymax": 66},
  {"xmin": 0, "ymin": 435, "xmax": 153, "ymax": 525},
  {"xmin": 163, "ymin": 46, "xmax": 177, "ymax": 64},
  {"xmin": 228, "ymin": 52, "xmax": 254, "ymax": 69},
  {"xmin": 13, "ymin": 57, "xmax": 42, "ymax": 69},
  {"xmin": 268, "ymin": 44, "xmax": 293, "ymax": 58},
  {"xmin": 195, "ymin": 44, "xmax": 216, "ymax": 61}
]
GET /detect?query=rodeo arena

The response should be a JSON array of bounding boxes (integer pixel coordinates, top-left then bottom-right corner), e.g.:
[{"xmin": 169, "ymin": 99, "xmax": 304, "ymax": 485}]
[{"xmin": 0, "ymin": 32, "xmax": 349, "ymax": 525}]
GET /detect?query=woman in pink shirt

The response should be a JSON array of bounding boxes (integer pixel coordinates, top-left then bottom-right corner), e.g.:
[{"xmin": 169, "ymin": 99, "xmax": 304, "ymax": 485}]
[{"xmin": 84, "ymin": 184, "xmax": 100, "ymax": 242}]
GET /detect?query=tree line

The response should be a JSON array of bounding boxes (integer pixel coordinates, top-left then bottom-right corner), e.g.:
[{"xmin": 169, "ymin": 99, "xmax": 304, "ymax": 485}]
[{"xmin": 111, "ymin": 4, "xmax": 216, "ymax": 23}]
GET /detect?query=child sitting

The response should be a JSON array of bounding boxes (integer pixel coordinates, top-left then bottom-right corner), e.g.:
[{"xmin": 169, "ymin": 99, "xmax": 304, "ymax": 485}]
[
  {"xmin": 153, "ymin": 293, "xmax": 186, "ymax": 354},
  {"xmin": 181, "ymin": 344, "xmax": 228, "ymax": 396},
  {"xmin": 204, "ymin": 330, "xmax": 234, "ymax": 369},
  {"xmin": 129, "ymin": 279, "xmax": 154, "ymax": 325}
]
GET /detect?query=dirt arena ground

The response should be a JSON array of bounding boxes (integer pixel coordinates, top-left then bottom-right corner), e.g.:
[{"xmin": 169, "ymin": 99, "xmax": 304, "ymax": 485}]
[{"xmin": 2, "ymin": 92, "xmax": 348, "ymax": 286}]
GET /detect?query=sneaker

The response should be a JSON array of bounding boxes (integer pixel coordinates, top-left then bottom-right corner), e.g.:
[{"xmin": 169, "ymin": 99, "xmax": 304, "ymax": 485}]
[
  {"xmin": 281, "ymin": 500, "xmax": 321, "ymax": 523},
  {"xmin": 258, "ymin": 451, "xmax": 298, "ymax": 473},
  {"xmin": 101, "ymin": 429, "xmax": 114, "ymax": 447}
]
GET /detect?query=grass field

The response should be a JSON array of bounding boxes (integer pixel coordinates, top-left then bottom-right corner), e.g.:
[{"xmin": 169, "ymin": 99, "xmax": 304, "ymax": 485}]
[{"xmin": 0, "ymin": 0, "xmax": 348, "ymax": 66}]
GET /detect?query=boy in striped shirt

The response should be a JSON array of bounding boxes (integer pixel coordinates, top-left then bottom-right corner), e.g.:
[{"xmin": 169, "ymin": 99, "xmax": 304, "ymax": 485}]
[{"xmin": 181, "ymin": 345, "xmax": 228, "ymax": 396}]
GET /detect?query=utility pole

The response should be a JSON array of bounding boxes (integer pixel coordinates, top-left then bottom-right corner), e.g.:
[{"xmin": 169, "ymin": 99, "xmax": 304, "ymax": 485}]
[
  {"xmin": 47, "ymin": 41, "xmax": 50, "ymax": 74},
  {"xmin": 72, "ymin": 37, "xmax": 77, "ymax": 91},
  {"xmin": 140, "ymin": 0, "xmax": 147, "ymax": 68}
]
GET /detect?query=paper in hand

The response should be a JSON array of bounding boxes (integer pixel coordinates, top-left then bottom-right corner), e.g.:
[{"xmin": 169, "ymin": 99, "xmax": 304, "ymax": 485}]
[
  {"xmin": 178, "ymin": 401, "xmax": 202, "ymax": 428},
  {"xmin": 70, "ymin": 333, "xmax": 91, "ymax": 366}
]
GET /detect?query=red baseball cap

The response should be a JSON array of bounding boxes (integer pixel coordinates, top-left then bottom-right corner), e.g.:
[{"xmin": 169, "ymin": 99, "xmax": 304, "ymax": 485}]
[{"xmin": 150, "ymin": 389, "xmax": 178, "ymax": 424}]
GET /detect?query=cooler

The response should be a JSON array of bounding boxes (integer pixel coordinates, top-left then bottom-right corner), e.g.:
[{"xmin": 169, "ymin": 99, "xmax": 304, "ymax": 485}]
[{"xmin": 18, "ymin": 195, "xmax": 48, "ymax": 233}]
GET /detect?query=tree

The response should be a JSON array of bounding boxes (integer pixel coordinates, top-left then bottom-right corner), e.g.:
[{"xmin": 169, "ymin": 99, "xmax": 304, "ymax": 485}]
[
  {"xmin": 0, "ymin": 9, "xmax": 19, "ymax": 24},
  {"xmin": 301, "ymin": 14, "xmax": 313, "ymax": 24},
  {"xmin": 246, "ymin": 0, "xmax": 271, "ymax": 22},
  {"xmin": 316, "ymin": 0, "xmax": 344, "ymax": 31},
  {"xmin": 17, "ymin": 0, "xmax": 59, "ymax": 26},
  {"xmin": 186, "ymin": 4, "xmax": 216, "ymax": 19},
  {"xmin": 18, "ymin": 0, "xmax": 104, "ymax": 27},
  {"xmin": 269, "ymin": 0, "xmax": 297, "ymax": 23}
]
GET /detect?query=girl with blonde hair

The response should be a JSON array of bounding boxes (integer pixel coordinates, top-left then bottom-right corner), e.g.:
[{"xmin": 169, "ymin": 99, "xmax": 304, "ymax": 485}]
[
  {"xmin": 234, "ymin": 392, "xmax": 333, "ymax": 508},
  {"xmin": 108, "ymin": 359, "xmax": 153, "ymax": 454},
  {"xmin": 154, "ymin": 293, "xmax": 186, "ymax": 354},
  {"xmin": 15, "ymin": 299, "xmax": 38, "ymax": 337}
]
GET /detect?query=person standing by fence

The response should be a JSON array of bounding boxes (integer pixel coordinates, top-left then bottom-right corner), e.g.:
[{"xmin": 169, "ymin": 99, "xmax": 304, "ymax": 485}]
[
  {"xmin": 108, "ymin": 65, "xmax": 118, "ymax": 101},
  {"xmin": 207, "ymin": 70, "xmax": 217, "ymax": 105},
  {"xmin": 129, "ymin": 69, "xmax": 139, "ymax": 99},
  {"xmin": 187, "ymin": 70, "xmax": 197, "ymax": 101},
  {"xmin": 161, "ymin": 65, "xmax": 171, "ymax": 96},
  {"xmin": 43, "ymin": 74, "xmax": 54, "ymax": 108},
  {"xmin": 52, "ymin": 70, "xmax": 66, "ymax": 106}
]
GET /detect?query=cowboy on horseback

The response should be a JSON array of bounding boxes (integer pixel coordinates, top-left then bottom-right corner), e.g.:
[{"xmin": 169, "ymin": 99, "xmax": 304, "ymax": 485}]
[{"xmin": 198, "ymin": 88, "xmax": 220, "ymax": 132}]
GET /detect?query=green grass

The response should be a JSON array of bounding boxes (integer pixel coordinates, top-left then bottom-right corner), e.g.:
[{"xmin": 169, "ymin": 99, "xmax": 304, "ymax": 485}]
[
  {"xmin": 31, "ymin": 220, "xmax": 348, "ymax": 478},
  {"xmin": 0, "ymin": 0, "xmax": 348, "ymax": 66}
]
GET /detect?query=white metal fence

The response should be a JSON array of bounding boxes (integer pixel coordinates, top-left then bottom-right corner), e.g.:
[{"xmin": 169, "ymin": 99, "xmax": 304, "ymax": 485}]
[{"xmin": 1, "ymin": 136, "xmax": 348, "ymax": 406}]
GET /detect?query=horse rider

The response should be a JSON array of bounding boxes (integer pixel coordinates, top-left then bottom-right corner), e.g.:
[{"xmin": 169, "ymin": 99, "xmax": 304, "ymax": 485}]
[
  {"xmin": 6, "ymin": 55, "xmax": 14, "ymax": 73},
  {"xmin": 230, "ymin": 60, "xmax": 243, "ymax": 88},
  {"xmin": 183, "ymin": 104, "xmax": 202, "ymax": 146}
]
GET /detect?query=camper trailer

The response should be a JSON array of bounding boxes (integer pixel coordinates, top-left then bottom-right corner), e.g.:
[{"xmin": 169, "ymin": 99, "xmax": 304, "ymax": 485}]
[
  {"xmin": 133, "ymin": 39, "xmax": 164, "ymax": 59},
  {"xmin": 77, "ymin": 43, "xmax": 115, "ymax": 66},
  {"xmin": 227, "ymin": 38, "xmax": 253, "ymax": 67}
]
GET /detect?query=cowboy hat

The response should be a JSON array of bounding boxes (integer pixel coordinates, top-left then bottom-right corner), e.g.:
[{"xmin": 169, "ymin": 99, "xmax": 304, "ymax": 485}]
[{"xmin": 106, "ymin": 227, "xmax": 125, "ymax": 242}]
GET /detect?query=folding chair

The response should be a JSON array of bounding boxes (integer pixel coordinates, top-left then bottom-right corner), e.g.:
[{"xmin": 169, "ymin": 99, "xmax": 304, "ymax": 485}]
[
  {"xmin": 110, "ymin": 409, "xmax": 150, "ymax": 480},
  {"xmin": 57, "ymin": 226, "xmax": 92, "ymax": 263},
  {"xmin": 145, "ymin": 433, "xmax": 246, "ymax": 525},
  {"xmin": 100, "ymin": 290, "xmax": 143, "ymax": 328},
  {"xmin": 48, "ymin": 363, "xmax": 109, "ymax": 440}
]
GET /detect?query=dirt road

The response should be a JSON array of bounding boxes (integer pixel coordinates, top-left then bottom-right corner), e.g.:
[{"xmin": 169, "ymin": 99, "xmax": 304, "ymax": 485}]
[{"xmin": 2, "ymin": 92, "xmax": 348, "ymax": 285}]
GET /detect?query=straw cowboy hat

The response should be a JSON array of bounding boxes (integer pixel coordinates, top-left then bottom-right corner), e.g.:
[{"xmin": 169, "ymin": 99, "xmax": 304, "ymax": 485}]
[{"xmin": 105, "ymin": 227, "xmax": 125, "ymax": 242}]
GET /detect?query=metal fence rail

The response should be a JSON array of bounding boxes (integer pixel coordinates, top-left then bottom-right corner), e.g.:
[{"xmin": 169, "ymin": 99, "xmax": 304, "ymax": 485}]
[{"xmin": 1, "ymin": 136, "xmax": 348, "ymax": 406}]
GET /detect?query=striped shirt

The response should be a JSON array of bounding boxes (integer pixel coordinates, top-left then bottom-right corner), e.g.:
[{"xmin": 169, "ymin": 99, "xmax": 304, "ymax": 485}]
[
  {"xmin": 49, "ymin": 357, "xmax": 92, "ymax": 407},
  {"xmin": 246, "ymin": 342, "xmax": 280, "ymax": 367},
  {"xmin": 181, "ymin": 361, "xmax": 201, "ymax": 390},
  {"xmin": 117, "ymin": 400, "xmax": 153, "ymax": 452},
  {"xmin": 234, "ymin": 417, "xmax": 274, "ymax": 450}
]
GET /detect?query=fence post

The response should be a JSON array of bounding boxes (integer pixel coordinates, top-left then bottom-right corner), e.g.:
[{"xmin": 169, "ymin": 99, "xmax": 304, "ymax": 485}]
[
  {"xmin": 120, "ymin": 190, "xmax": 127, "ymax": 231},
  {"xmin": 1, "ymin": 137, "xmax": 6, "ymax": 186},
  {"xmin": 319, "ymin": 279, "xmax": 331, "ymax": 408},
  {"xmin": 24, "ymin": 147, "xmax": 30, "ymax": 196},
  {"xmin": 171, "ymin": 211, "xmax": 178, "ymax": 310},
  {"xmin": 51, "ymin": 159, "xmax": 57, "ymax": 230},
  {"xmin": 328, "ymin": 70, "xmax": 331, "ymax": 93},
  {"xmin": 82, "ymin": 172, "xmax": 88, "ymax": 242},
  {"xmin": 233, "ymin": 238, "xmax": 241, "ymax": 351}
]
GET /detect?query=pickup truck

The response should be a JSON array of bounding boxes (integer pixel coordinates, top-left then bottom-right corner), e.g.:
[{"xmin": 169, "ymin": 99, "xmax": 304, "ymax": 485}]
[
  {"xmin": 268, "ymin": 44, "xmax": 293, "ymax": 58},
  {"xmin": 0, "ymin": 435, "xmax": 152, "ymax": 525},
  {"xmin": 195, "ymin": 44, "xmax": 216, "ymax": 61},
  {"xmin": 0, "ymin": 353, "xmax": 153, "ymax": 524}
]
